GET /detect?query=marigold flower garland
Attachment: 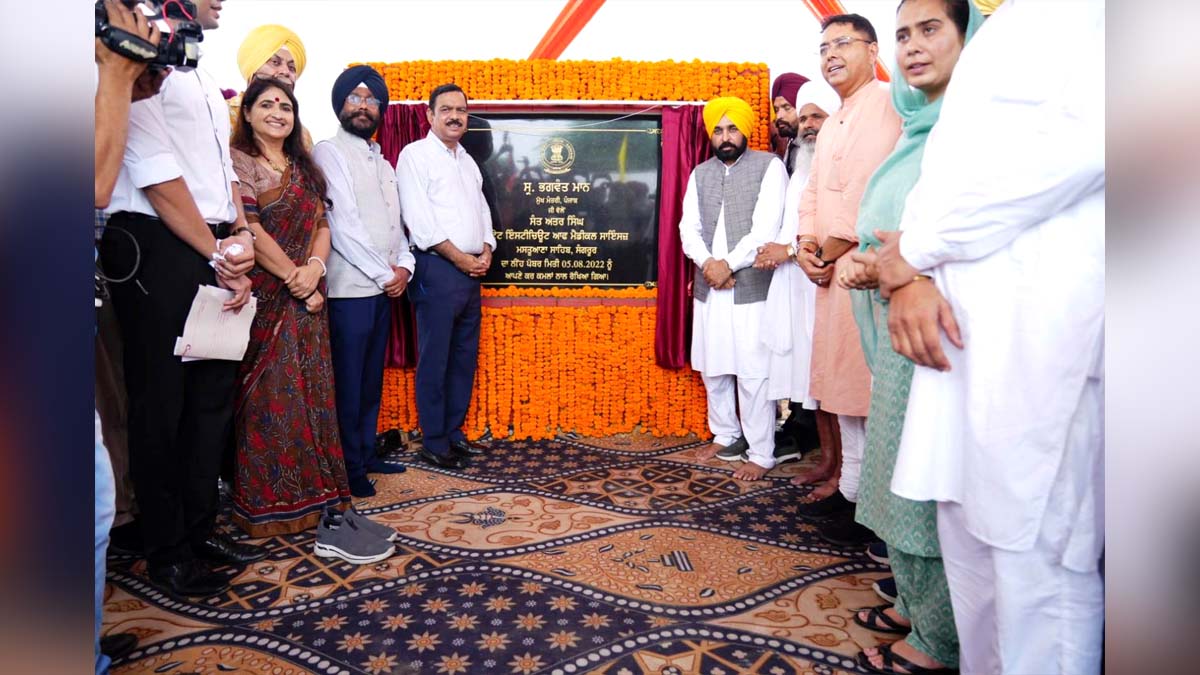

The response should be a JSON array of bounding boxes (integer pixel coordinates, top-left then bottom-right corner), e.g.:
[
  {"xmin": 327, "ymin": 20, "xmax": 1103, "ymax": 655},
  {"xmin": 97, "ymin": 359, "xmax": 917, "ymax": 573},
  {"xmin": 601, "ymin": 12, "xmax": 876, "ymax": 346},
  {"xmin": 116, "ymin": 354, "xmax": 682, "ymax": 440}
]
[{"xmin": 366, "ymin": 58, "xmax": 772, "ymax": 150}]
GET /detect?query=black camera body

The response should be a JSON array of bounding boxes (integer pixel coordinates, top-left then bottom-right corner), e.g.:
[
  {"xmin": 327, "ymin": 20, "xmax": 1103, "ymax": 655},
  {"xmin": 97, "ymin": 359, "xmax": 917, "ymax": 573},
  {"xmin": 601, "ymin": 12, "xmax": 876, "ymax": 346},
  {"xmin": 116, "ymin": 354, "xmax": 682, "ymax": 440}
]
[{"xmin": 95, "ymin": 0, "xmax": 203, "ymax": 71}]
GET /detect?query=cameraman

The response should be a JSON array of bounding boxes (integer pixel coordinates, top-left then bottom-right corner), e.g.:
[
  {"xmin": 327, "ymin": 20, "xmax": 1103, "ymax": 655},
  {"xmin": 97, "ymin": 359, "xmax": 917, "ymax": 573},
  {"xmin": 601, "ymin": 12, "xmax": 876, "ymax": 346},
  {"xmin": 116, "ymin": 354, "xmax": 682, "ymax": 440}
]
[
  {"xmin": 98, "ymin": 0, "xmax": 266, "ymax": 607},
  {"xmin": 94, "ymin": 3, "xmax": 167, "ymax": 670}
]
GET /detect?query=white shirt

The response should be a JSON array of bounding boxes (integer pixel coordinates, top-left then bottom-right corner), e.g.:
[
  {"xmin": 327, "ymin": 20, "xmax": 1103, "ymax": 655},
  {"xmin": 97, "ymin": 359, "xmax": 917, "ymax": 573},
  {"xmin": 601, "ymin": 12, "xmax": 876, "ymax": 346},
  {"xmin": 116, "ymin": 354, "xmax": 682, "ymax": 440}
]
[
  {"xmin": 890, "ymin": 0, "xmax": 1105, "ymax": 565},
  {"xmin": 679, "ymin": 155, "xmax": 787, "ymax": 378},
  {"xmin": 396, "ymin": 134, "xmax": 496, "ymax": 255},
  {"xmin": 106, "ymin": 66, "xmax": 237, "ymax": 224},
  {"xmin": 313, "ymin": 129, "xmax": 416, "ymax": 298}
]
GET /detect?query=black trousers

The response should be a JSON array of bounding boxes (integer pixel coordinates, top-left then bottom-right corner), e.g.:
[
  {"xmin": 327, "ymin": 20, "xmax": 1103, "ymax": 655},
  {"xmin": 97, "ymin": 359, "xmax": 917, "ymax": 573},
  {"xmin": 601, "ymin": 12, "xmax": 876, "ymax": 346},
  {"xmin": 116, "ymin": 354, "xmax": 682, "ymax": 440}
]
[{"xmin": 99, "ymin": 212, "xmax": 237, "ymax": 571}]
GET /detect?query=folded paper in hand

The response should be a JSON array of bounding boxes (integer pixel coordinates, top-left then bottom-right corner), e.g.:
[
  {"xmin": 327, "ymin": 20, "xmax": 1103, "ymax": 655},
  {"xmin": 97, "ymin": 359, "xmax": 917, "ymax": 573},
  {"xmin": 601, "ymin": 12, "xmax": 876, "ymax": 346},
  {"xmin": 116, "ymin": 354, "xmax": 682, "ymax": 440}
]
[{"xmin": 172, "ymin": 285, "xmax": 257, "ymax": 362}]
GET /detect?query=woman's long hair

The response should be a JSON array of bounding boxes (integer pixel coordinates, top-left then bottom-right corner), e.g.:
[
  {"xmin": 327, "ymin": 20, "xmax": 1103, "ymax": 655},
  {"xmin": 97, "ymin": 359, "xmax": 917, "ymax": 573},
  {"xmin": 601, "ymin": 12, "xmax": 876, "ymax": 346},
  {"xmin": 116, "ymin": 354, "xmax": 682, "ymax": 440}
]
[{"xmin": 232, "ymin": 77, "xmax": 329, "ymax": 204}]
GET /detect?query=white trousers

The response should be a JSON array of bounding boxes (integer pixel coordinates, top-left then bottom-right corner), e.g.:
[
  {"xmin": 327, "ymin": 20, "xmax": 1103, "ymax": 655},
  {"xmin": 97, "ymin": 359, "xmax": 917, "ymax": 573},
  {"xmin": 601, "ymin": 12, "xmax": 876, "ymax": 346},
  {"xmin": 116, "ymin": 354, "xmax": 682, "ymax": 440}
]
[
  {"xmin": 703, "ymin": 374, "xmax": 776, "ymax": 469},
  {"xmin": 937, "ymin": 376, "xmax": 1104, "ymax": 674},
  {"xmin": 837, "ymin": 414, "xmax": 866, "ymax": 502}
]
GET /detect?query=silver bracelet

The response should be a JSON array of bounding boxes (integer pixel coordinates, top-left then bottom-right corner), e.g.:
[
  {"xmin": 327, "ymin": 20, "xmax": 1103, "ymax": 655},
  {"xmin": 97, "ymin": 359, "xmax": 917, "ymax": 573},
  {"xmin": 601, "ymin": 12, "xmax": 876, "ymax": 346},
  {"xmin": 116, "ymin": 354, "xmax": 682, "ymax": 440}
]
[{"xmin": 306, "ymin": 256, "xmax": 327, "ymax": 277}]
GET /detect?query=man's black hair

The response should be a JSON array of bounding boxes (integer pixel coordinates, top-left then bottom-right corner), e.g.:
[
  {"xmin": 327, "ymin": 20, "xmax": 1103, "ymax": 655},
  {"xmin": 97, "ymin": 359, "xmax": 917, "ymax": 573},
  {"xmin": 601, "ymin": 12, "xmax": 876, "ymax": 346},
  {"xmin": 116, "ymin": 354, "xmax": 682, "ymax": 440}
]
[
  {"xmin": 820, "ymin": 13, "xmax": 878, "ymax": 43},
  {"xmin": 428, "ymin": 83, "xmax": 467, "ymax": 109}
]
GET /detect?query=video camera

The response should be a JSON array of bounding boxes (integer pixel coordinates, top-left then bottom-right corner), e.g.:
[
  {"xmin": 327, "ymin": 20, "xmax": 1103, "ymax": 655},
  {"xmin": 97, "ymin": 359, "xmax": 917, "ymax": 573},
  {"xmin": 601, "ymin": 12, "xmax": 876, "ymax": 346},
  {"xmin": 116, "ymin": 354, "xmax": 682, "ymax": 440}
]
[{"xmin": 95, "ymin": 0, "xmax": 202, "ymax": 71}]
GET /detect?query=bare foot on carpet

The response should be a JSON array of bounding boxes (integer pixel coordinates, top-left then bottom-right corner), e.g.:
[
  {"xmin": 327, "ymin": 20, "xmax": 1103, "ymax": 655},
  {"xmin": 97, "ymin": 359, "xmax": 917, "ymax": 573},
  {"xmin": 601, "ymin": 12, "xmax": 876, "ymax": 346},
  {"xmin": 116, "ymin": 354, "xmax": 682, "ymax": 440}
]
[
  {"xmin": 693, "ymin": 443, "xmax": 723, "ymax": 461},
  {"xmin": 805, "ymin": 479, "xmax": 839, "ymax": 501},
  {"xmin": 732, "ymin": 462, "xmax": 770, "ymax": 481},
  {"xmin": 861, "ymin": 639, "xmax": 949, "ymax": 673}
]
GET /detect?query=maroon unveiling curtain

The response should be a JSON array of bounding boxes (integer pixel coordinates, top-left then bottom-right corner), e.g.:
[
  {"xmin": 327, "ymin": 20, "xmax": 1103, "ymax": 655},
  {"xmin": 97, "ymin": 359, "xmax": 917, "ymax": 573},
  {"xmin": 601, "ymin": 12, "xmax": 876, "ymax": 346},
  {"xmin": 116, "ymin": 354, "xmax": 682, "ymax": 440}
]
[
  {"xmin": 655, "ymin": 105, "xmax": 712, "ymax": 368},
  {"xmin": 377, "ymin": 103, "xmax": 430, "ymax": 367}
]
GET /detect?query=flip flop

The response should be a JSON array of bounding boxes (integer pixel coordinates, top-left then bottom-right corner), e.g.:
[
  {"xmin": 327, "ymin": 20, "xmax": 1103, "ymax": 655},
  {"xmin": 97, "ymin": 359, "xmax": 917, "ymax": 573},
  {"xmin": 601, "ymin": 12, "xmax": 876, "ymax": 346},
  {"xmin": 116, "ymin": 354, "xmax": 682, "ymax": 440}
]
[
  {"xmin": 852, "ymin": 604, "xmax": 910, "ymax": 635},
  {"xmin": 856, "ymin": 642, "xmax": 958, "ymax": 674}
]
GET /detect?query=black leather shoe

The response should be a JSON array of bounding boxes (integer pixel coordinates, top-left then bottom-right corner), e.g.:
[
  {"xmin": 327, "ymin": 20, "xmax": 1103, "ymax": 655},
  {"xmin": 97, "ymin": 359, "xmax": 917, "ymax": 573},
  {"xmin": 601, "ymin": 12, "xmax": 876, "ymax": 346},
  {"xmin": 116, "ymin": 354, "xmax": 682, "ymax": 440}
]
[
  {"xmin": 796, "ymin": 491, "xmax": 854, "ymax": 520},
  {"xmin": 450, "ymin": 439, "xmax": 485, "ymax": 457},
  {"xmin": 367, "ymin": 459, "xmax": 407, "ymax": 474},
  {"xmin": 419, "ymin": 447, "xmax": 468, "ymax": 470},
  {"xmin": 100, "ymin": 632, "xmax": 139, "ymax": 662},
  {"xmin": 194, "ymin": 534, "xmax": 268, "ymax": 566},
  {"xmin": 148, "ymin": 561, "xmax": 230, "ymax": 598}
]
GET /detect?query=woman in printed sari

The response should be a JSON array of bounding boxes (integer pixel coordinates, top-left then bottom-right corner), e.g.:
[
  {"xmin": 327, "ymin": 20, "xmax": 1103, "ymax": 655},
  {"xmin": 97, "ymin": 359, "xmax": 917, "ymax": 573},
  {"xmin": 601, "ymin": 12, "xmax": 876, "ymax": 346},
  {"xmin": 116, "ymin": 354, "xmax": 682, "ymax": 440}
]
[
  {"xmin": 837, "ymin": 0, "xmax": 982, "ymax": 673},
  {"xmin": 229, "ymin": 77, "xmax": 350, "ymax": 536}
]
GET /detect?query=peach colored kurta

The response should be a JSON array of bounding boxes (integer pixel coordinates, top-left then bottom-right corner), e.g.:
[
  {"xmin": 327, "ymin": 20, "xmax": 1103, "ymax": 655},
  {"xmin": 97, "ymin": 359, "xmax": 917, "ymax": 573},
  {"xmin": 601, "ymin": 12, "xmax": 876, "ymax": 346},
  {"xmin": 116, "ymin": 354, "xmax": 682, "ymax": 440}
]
[{"xmin": 797, "ymin": 81, "xmax": 901, "ymax": 417}]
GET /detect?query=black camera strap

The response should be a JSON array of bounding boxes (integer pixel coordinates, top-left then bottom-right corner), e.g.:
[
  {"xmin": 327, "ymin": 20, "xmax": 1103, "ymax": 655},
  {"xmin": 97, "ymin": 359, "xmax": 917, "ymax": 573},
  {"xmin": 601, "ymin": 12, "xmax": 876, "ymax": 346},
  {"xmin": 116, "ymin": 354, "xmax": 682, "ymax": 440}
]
[{"xmin": 98, "ymin": 24, "xmax": 158, "ymax": 63}]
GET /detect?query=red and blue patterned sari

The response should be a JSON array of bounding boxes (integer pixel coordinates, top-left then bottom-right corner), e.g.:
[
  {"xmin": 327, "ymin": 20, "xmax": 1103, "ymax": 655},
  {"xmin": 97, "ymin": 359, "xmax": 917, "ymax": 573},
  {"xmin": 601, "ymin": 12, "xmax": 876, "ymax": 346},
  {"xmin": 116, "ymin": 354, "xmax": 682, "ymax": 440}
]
[{"xmin": 232, "ymin": 163, "xmax": 350, "ymax": 536}]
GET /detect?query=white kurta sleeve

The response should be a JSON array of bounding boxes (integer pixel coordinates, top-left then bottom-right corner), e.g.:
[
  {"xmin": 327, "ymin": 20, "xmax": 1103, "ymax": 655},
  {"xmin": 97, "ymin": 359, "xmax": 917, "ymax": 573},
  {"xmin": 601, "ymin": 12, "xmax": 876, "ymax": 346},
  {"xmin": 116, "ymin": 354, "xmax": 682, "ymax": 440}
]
[
  {"xmin": 898, "ymin": 3, "xmax": 1105, "ymax": 271},
  {"xmin": 726, "ymin": 158, "xmax": 788, "ymax": 271},
  {"xmin": 312, "ymin": 141, "xmax": 395, "ymax": 288},
  {"xmin": 775, "ymin": 170, "xmax": 806, "ymax": 245},
  {"xmin": 677, "ymin": 172, "xmax": 711, "ymax": 265}
]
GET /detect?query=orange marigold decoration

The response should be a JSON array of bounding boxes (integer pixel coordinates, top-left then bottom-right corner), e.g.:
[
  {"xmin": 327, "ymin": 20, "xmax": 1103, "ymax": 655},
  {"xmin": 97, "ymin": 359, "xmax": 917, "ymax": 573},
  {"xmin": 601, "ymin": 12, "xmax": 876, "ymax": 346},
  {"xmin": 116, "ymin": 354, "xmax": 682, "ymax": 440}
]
[
  {"xmin": 369, "ymin": 58, "xmax": 772, "ymax": 439},
  {"xmin": 364, "ymin": 58, "xmax": 772, "ymax": 150}
]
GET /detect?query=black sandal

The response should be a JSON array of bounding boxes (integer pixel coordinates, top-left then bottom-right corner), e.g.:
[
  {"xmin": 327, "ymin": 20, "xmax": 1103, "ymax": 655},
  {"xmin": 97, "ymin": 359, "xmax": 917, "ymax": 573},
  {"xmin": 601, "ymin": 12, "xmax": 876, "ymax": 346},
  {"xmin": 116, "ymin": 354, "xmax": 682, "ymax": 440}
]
[
  {"xmin": 852, "ymin": 604, "xmax": 910, "ymax": 635},
  {"xmin": 856, "ymin": 642, "xmax": 958, "ymax": 674}
]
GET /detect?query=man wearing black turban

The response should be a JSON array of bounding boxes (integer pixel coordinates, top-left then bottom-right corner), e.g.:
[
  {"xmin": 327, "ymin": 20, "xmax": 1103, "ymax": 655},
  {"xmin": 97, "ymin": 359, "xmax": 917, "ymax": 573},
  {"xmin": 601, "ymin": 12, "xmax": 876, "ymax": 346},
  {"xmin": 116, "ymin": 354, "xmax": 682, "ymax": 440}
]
[{"xmin": 313, "ymin": 66, "xmax": 415, "ymax": 497}]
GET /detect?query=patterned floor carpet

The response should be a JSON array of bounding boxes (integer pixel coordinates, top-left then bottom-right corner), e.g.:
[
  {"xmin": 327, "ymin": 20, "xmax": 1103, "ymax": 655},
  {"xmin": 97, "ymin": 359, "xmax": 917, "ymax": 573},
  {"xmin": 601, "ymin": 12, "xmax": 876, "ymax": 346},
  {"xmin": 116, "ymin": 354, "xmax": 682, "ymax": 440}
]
[{"xmin": 104, "ymin": 433, "xmax": 892, "ymax": 674}]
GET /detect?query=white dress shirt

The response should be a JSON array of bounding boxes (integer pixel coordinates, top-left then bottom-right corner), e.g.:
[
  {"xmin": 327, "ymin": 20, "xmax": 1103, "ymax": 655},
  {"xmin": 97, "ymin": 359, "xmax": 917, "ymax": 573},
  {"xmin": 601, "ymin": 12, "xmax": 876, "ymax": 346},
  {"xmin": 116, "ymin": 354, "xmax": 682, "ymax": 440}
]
[
  {"xmin": 396, "ymin": 134, "xmax": 496, "ymax": 255},
  {"xmin": 106, "ymin": 66, "xmax": 237, "ymax": 224},
  {"xmin": 679, "ymin": 155, "xmax": 787, "ymax": 378},
  {"xmin": 890, "ymin": 0, "xmax": 1105, "ymax": 569},
  {"xmin": 313, "ymin": 128, "xmax": 416, "ymax": 299}
]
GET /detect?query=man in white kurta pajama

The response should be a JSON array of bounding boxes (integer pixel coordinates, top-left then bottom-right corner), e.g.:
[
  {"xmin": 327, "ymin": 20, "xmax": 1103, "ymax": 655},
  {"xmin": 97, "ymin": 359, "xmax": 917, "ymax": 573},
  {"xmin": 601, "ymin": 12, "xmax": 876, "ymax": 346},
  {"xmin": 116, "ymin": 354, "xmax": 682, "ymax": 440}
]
[
  {"xmin": 684, "ymin": 97, "xmax": 787, "ymax": 481},
  {"xmin": 869, "ymin": 2, "xmax": 1105, "ymax": 672}
]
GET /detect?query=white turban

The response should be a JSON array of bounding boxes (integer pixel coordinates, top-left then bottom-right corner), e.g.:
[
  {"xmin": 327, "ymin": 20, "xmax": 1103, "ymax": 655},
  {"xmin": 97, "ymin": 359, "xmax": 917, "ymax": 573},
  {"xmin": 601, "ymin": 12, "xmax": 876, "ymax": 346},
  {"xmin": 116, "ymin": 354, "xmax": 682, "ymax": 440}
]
[{"xmin": 793, "ymin": 77, "xmax": 840, "ymax": 117}]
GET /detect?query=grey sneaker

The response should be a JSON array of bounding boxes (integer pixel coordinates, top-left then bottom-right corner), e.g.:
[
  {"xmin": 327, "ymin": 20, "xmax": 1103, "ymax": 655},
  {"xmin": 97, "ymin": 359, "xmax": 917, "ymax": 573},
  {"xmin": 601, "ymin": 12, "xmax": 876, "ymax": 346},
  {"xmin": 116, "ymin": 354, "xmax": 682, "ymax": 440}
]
[
  {"xmin": 314, "ymin": 515, "xmax": 395, "ymax": 564},
  {"xmin": 329, "ymin": 506, "xmax": 398, "ymax": 542},
  {"xmin": 716, "ymin": 436, "xmax": 749, "ymax": 461}
]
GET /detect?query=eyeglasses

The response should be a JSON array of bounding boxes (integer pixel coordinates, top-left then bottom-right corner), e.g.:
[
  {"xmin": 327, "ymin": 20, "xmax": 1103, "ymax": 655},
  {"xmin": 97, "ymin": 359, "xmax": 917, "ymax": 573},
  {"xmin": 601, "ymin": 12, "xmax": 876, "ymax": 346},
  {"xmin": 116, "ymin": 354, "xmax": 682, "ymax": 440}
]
[
  {"xmin": 347, "ymin": 93, "xmax": 381, "ymax": 108},
  {"xmin": 819, "ymin": 36, "xmax": 875, "ymax": 57}
]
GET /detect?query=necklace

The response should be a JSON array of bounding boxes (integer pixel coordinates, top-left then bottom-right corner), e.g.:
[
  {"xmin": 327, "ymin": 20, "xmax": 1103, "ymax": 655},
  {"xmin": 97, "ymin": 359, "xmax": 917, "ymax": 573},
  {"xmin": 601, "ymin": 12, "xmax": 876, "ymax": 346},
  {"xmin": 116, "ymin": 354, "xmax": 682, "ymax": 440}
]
[{"xmin": 262, "ymin": 153, "xmax": 291, "ymax": 174}]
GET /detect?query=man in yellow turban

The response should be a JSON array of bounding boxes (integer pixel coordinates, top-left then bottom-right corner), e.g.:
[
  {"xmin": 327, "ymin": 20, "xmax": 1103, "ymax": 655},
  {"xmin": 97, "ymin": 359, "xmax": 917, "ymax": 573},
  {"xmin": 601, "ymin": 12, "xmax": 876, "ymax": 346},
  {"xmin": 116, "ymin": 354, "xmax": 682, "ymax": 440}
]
[
  {"xmin": 237, "ymin": 24, "xmax": 306, "ymax": 86},
  {"xmin": 685, "ymin": 95, "xmax": 789, "ymax": 481},
  {"xmin": 230, "ymin": 24, "xmax": 311, "ymax": 146},
  {"xmin": 701, "ymin": 96, "xmax": 756, "ymax": 141}
]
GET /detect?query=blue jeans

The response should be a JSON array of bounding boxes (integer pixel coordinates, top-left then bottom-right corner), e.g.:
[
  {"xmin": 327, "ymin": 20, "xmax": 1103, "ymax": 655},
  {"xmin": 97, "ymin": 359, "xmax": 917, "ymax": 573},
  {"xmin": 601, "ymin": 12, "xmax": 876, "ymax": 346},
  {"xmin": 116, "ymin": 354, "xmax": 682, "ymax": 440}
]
[{"xmin": 95, "ymin": 411, "xmax": 115, "ymax": 674}]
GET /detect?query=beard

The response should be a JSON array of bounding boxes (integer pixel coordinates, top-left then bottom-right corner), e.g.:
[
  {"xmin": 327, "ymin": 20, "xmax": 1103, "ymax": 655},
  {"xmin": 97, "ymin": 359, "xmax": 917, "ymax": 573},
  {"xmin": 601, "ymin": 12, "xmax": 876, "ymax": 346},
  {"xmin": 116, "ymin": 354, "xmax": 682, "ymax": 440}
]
[
  {"xmin": 799, "ymin": 127, "xmax": 819, "ymax": 145},
  {"xmin": 793, "ymin": 139, "xmax": 816, "ymax": 175},
  {"xmin": 339, "ymin": 109, "xmax": 380, "ymax": 139},
  {"xmin": 713, "ymin": 136, "xmax": 748, "ymax": 163},
  {"xmin": 775, "ymin": 120, "xmax": 797, "ymax": 139}
]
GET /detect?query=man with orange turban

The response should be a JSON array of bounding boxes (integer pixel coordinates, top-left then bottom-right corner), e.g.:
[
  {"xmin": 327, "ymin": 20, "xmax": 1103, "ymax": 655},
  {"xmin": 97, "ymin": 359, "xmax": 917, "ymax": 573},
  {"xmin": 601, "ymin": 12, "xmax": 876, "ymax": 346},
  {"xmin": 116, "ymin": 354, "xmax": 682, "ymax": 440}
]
[{"xmin": 684, "ymin": 97, "xmax": 788, "ymax": 481}]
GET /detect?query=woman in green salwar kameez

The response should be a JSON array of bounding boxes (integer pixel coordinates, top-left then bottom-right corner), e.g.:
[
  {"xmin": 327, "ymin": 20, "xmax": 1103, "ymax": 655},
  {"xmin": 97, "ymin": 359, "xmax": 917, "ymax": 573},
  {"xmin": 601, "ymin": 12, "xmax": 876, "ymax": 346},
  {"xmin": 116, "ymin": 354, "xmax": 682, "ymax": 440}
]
[{"xmin": 837, "ymin": 0, "xmax": 983, "ymax": 673}]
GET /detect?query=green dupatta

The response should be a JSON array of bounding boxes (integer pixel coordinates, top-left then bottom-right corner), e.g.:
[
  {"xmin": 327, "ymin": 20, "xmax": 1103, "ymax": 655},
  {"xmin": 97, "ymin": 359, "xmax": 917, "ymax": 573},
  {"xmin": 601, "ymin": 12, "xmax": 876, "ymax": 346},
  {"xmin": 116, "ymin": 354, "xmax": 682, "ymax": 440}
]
[{"xmin": 851, "ymin": 1, "xmax": 983, "ymax": 370}]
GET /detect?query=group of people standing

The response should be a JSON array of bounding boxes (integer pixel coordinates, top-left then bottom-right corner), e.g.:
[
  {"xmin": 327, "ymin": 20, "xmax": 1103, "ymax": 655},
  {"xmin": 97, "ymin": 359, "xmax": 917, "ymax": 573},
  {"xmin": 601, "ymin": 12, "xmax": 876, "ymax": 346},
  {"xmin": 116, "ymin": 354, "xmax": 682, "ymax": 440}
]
[
  {"xmin": 95, "ymin": 0, "xmax": 493, "ymax": 616},
  {"xmin": 686, "ymin": 1, "xmax": 1103, "ymax": 673}
]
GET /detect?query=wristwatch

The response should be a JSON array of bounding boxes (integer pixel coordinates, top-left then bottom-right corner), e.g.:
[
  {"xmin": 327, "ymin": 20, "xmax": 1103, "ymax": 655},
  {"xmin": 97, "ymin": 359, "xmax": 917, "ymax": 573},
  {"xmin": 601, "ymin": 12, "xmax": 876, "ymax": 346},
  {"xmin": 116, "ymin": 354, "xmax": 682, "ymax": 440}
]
[{"xmin": 786, "ymin": 242, "xmax": 797, "ymax": 259}]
